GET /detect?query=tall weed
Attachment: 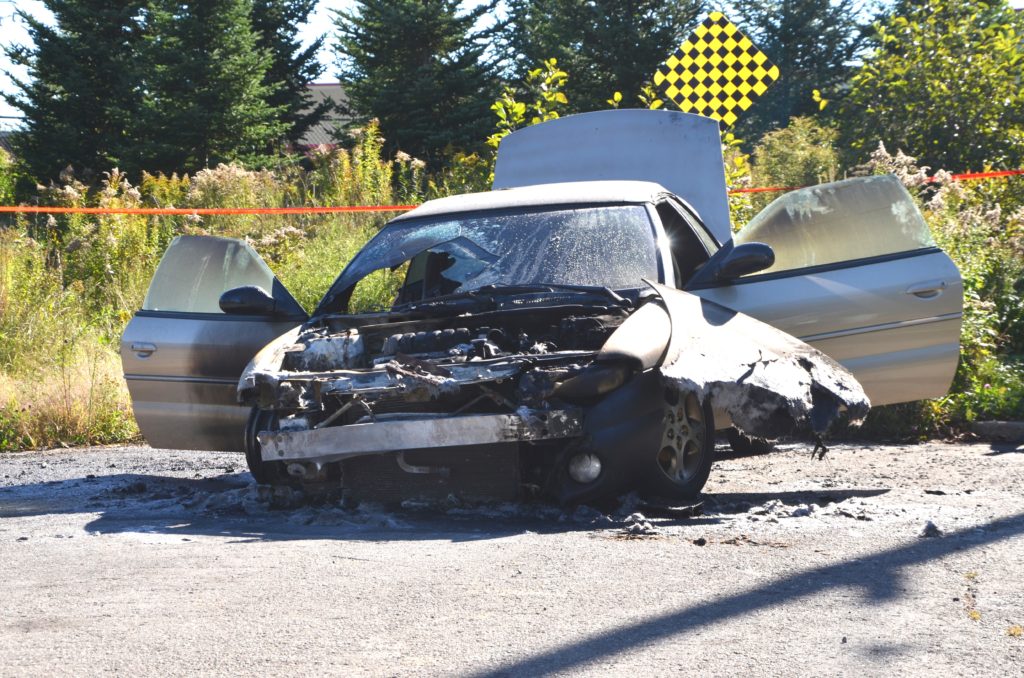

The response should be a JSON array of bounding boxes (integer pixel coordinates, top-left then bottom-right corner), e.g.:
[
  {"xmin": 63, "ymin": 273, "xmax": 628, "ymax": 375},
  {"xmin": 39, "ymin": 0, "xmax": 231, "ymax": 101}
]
[{"xmin": 0, "ymin": 120, "xmax": 418, "ymax": 450}]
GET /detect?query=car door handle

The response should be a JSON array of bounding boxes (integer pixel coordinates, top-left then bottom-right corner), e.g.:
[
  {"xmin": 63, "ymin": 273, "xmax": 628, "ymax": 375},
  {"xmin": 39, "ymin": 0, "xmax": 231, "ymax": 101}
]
[
  {"xmin": 905, "ymin": 280, "xmax": 946, "ymax": 299},
  {"xmin": 131, "ymin": 342, "xmax": 157, "ymax": 357}
]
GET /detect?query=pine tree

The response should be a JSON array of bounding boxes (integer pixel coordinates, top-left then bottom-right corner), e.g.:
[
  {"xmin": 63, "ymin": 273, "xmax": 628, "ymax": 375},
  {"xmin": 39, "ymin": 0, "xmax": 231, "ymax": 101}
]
[
  {"xmin": 334, "ymin": 0, "xmax": 499, "ymax": 166},
  {"xmin": 503, "ymin": 0, "xmax": 705, "ymax": 114},
  {"xmin": 731, "ymin": 0, "xmax": 864, "ymax": 142},
  {"xmin": 138, "ymin": 0, "xmax": 288, "ymax": 174},
  {"xmin": 2, "ymin": 1, "xmax": 147, "ymax": 181},
  {"xmin": 251, "ymin": 0, "xmax": 330, "ymax": 146}
]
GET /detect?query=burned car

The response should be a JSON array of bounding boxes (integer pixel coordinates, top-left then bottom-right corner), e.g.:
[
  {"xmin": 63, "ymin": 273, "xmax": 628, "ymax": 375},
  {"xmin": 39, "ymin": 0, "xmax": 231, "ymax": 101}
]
[{"xmin": 120, "ymin": 111, "xmax": 963, "ymax": 504}]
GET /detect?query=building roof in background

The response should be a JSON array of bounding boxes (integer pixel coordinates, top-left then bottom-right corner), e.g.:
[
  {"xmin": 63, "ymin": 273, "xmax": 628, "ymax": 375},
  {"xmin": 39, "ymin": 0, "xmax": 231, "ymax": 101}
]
[
  {"xmin": 0, "ymin": 129, "xmax": 16, "ymax": 154},
  {"xmin": 298, "ymin": 82, "xmax": 351, "ymax": 148}
]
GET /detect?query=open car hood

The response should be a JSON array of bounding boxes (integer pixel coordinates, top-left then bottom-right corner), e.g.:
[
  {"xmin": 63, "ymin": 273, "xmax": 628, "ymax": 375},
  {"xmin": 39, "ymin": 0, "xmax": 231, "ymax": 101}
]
[{"xmin": 493, "ymin": 109, "xmax": 732, "ymax": 244}]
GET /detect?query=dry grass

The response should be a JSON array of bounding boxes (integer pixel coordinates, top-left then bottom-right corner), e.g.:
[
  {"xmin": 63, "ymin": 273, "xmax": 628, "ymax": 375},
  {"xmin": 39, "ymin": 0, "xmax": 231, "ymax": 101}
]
[{"xmin": 0, "ymin": 340, "xmax": 137, "ymax": 450}]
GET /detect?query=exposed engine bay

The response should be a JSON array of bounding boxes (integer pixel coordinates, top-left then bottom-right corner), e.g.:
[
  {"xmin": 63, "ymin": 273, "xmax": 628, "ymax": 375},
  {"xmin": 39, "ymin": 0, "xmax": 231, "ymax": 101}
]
[{"xmin": 239, "ymin": 285, "xmax": 869, "ymax": 505}]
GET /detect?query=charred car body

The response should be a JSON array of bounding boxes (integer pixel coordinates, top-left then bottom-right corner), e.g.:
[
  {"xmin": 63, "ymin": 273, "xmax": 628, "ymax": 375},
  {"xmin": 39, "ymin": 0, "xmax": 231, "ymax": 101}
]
[{"xmin": 121, "ymin": 111, "xmax": 964, "ymax": 504}]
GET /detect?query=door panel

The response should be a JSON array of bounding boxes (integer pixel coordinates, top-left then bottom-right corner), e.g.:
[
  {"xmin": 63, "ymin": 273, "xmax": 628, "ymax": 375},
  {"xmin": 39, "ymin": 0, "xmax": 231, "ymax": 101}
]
[
  {"xmin": 691, "ymin": 177, "xmax": 963, "ymax": 408},
  {"xmin": 694, "ymin": 251, "xmax": 962, "ymax": 406},
  {"xmin": 121, "ymin": 236, "xmax": 307, "ymax": 451},
  {"xmin": 810, "ymin": 318, "xmax": 962, "ymax": 405},
  {"xmin": 122, "ymin": 314, "xmax": 301, "ymax": 451}
]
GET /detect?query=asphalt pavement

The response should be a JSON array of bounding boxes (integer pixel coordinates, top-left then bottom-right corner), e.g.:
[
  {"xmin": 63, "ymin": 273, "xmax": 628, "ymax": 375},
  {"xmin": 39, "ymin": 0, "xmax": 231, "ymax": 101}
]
[{"xmin": 1, "ymin": 440, "xmax": 1022, "ymax": 676}]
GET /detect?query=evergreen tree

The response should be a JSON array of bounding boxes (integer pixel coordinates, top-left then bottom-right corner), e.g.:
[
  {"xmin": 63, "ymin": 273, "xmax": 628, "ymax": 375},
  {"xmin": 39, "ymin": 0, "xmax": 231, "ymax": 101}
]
[
  {"xmin": 731, "ymin": 0, "xmax": 864, "ymax": 142},
  {"xmin": 139, "ymin": 0, "xmax": 287, "ymax": 174},
  {"xmin": 502, "ymin": 0, "xmax": 705, "ymax": 114},
  {"xmin": 251, "ymin": 0, "xmax": 330, "ymax": 146},
  {"xmin": 840, "ymin": 0, "xmax": 1024, "ymax": 171},
  {"xmin": 2, "ymin": 1, "xmax": 147, "ymax": 181},
  {"xmin": 334, "ymin": 0, "xmax": 499, "ymax": 165}
]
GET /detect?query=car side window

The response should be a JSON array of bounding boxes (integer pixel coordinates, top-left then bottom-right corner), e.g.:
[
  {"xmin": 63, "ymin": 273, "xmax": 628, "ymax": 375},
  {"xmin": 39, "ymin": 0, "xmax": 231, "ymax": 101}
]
[
  {"xmin": 142, "ymin": 236, "xmax": 278, "ymax": 314},
  {"xmin": 735, "ymin": 175, "xmax": 936, "ymax": 276},
  {"xmin": 655, "ymin": 201, "xmax": 714, "ymax": 288}
]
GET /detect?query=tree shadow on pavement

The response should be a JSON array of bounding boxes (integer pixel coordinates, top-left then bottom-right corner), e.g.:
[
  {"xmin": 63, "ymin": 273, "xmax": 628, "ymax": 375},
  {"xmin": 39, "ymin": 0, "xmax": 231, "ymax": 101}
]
[{"xmin": 466, "ymin": 510, "xmax": 1024, "ymax": 678}]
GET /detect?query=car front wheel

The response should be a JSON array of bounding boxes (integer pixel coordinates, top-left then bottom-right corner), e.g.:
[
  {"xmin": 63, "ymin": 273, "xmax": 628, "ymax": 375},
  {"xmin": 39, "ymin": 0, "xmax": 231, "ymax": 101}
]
[
  {"xmin": 244, "ymin": 407, "xmax": 288, "ymax": 485},
  {"xmin": 641, "ymin": 388, "xmax": 715, "ymax": 501}
]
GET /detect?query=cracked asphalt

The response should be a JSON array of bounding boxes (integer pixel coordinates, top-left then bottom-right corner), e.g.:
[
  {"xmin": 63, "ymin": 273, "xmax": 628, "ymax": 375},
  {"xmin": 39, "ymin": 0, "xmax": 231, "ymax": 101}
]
[{"xmin": 1, "ymin": 440, "xmax": 1022, "ymax": 676}]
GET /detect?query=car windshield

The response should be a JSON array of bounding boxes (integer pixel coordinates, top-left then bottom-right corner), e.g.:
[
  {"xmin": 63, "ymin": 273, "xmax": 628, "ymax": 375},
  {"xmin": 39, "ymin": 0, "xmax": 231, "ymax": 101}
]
[{"xmin": 316, "ymin": 204, "xmax": 660, "ymax": 314}]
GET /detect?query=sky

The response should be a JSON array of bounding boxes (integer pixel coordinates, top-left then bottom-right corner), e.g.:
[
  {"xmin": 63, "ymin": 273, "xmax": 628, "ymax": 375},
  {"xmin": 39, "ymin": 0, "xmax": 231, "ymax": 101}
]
[{"xmin": 2, "ymin": 0, "xmax": 1024, "ymax": 126}]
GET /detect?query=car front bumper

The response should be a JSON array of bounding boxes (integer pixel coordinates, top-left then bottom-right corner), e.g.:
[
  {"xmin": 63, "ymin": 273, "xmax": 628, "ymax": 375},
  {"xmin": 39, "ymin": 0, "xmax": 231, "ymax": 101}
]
[{"xmin": 257, "ymin": 408, "xmax": 584, "ymax": 465}]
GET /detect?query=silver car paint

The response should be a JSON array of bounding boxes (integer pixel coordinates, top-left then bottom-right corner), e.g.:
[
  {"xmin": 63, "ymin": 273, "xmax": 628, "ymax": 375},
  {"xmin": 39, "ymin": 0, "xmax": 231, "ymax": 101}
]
[{"xmin": 121, "ymin": 314, "xmax": 300, "ymax": 451}]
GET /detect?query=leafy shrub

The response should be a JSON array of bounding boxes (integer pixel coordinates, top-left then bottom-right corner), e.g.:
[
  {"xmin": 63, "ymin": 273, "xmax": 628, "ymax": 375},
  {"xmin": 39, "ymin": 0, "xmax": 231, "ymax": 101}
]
[
  {"xmin": 751, "ymin": 117, "xmax": 840, "ymax": 190},
  {"xmin": 0, "ymin": 149, "xmax": 16, "ymax": 211}
]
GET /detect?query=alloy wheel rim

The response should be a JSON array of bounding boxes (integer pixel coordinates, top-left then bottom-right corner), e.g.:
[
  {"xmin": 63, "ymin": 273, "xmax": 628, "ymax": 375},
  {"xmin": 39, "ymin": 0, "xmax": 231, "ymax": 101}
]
[{"xmin": 657, "ymin": 391, "xmax": 706, "ymax": 483}]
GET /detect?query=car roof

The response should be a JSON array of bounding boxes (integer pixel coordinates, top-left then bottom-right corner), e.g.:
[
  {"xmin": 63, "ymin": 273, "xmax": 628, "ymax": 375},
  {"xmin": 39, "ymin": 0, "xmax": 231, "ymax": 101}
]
[{"xmin": 389, "ymin": 180, "xmax": 672, "ymax": 223}]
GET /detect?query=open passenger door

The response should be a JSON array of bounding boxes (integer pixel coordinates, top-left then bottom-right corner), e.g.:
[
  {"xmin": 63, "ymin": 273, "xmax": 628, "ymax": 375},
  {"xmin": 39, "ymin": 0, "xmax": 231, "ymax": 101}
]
[
  {"xmin": 120, "ymin": 236, "xmax": 307, "ymax": 451},
  {"xmin": 689, "ymin": 176, "xmax": 963, "ymax": 406}
]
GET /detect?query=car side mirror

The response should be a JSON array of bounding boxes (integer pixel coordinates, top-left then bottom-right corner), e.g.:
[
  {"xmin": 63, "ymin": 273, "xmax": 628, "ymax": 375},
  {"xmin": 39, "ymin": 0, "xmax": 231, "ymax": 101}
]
[
  {"xmin": 219, "ymin": 285, "xmax": 278, "ymax": 316},
  {"xmin": 715, "ymin": 242, "xmax": 775, "ymax": 281}
]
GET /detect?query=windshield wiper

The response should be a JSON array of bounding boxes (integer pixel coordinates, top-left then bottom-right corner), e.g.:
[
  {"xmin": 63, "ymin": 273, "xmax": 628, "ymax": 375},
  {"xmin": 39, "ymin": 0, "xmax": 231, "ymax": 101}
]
[
  {"xmin": 390, "ymin": 290, "xmax": 495, "ymax": 314},
  {"xmin": 391, "ymin": 282, "xmax": 632, "ymax": 314},
  {"xmin": 472, "ymin": 283, "xmax": 630, "ymax": 307}
]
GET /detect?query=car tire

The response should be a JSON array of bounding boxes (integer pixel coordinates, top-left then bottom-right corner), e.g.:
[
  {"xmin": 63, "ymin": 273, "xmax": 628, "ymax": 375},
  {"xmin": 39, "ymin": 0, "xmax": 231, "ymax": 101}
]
[
  {"xmin": 640, "ymin": 388, "xmax": 714, "ymax": 501},
  {"xmin": 244, "ymin": 407, "xmax": 288, "ymax": 485},
  {"xmin": 726, "ymin": 427, "xmax": 774, "ymax": 456}
]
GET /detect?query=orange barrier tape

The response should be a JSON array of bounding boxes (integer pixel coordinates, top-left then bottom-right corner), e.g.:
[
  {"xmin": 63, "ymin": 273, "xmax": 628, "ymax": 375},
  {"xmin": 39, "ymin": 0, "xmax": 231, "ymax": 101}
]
[
  {"xmin": 0, "ymin": 204, "xmax": 417, "ymax": 215},
  {"xmin": 933, "ymin": 168, "xmax": 1024, "ymax": 182},
  {"xmin": 1, "ymin": 169, "xmax": 1021, "ymax": 211}
]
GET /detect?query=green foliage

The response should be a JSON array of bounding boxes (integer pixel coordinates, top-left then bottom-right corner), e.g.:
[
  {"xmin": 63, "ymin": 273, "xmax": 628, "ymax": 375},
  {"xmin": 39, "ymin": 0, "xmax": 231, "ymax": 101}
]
[
  {"xmin": 423, "ymin": 58, "xmax": 571, "ymax": 194},
  {"xmin": 731, "ymin": 0, "xmax": 864, "ymax": 141},
  {"xmin": 487, "ymin": 59, "xmax": 569, "ymax": 152},
  {"xmin": 302, "ymin": 120, "xmax": 396, "ymax": 208},
  {"xmin": 750, "ymin": 117, "xmax": 840, "ymax": 189},
  {"xmin": 0, "ymin": 149, "xmax": 17, "ymax": 209},
  {"xmin": 139, "ymin": 0, "xmax": 288, "ymax": 174},
  {"xmin": 840, "ymin": 0, "xmax": 1024, "ymax": 172},
  {"xmin": 636, "ymin": 84, "xmax": 664, "ymax": 111},
  {"xmin": 334, "ymin": 0, "xmax": 500, "ymax": 166},
  {"xmin": 503, "ymin": 0, "xmax": 705, "ymax": 114},
  {"xmin": 0, "ymin": 224, "xmax": 140, "ymax": 450},
  {"xmin": 721, "ymin": 131, "xmax": 755, "ymax": 230},
  {"xmin": 250, "ymin": 0, "xmax": 331, "ymax": 146},
  {"xmin": 425, "ymin": 152, "xmax": 493, "ymax": 198},
  {"xmin": 3, "ymin": 0, "xmax": 148, "ymax": 182},
  {"xmin": 4, "ymin": 0, "xmax": 305, "ymax": 182}
]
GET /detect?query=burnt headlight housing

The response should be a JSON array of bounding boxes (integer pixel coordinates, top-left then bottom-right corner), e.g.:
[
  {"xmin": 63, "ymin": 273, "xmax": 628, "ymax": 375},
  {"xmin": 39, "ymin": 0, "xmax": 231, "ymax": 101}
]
[{"xmin": 553, "ymin": 362, "xmax": 633, "ymax": 402}]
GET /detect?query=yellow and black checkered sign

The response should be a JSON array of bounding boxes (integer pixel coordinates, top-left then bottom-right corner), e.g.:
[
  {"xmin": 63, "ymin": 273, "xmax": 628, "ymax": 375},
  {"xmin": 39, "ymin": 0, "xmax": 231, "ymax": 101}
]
[{"xmin": 654, "ymin": 12, "xmax": 780, "ymax": 126}]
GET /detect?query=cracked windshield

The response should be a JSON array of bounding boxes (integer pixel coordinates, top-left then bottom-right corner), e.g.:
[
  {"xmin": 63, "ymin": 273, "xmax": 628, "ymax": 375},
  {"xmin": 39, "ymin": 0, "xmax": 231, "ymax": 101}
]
[{"xmin": 335, "ymin": 205, "xmax": 659, "ymax": 310}]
